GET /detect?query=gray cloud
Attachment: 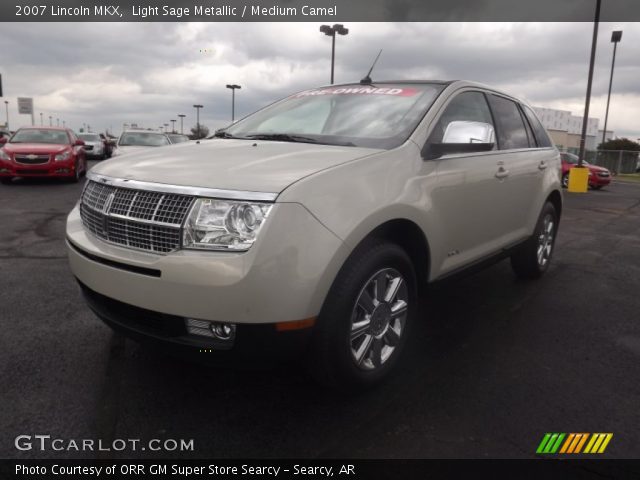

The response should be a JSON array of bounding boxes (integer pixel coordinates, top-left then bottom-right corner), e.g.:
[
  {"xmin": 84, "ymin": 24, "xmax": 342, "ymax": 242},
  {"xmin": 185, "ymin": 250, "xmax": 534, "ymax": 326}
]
[{"xmin": 0, "ymin": 22, "xmax": 638, "ymax": 139}]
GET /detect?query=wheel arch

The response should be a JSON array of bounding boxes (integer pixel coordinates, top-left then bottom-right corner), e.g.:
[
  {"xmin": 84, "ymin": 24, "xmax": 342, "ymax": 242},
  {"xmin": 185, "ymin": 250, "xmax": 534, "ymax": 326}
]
[
  {"xmin": 546, "ymin": 189, "xmax": 563, "ymax": 222},
  {"xmin": 346, "ymin": 218, "xmax": 431, "ymax": 294}
]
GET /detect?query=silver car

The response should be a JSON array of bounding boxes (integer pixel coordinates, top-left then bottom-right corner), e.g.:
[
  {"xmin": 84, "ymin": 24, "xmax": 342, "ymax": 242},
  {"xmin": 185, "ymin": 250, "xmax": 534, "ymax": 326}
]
[
  {"xmin": 66, "ymin": 80, "xmax": 562, "ymax": 388},
  {"xmin": 78, "ymin": 133, "xmax": 106, "ymax": 160},
  {"xmin": 112, "ymin": 129, "xmax": 171, "ymax": 157}
]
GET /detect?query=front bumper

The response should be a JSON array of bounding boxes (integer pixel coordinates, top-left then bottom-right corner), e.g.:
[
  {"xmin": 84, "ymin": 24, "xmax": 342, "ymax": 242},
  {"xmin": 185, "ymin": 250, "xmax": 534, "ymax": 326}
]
[
  {"xmin": 0, "ymin": 159, "xmax": 76, "ymax": 177},
  {"xmin": 590, "ymin": 174, "xmax": 611, "ymax": 187},
  {"xmin": 67, "ymin": 202, "xmax": 350, "ymax": 326},
  {"xmin": 78, "ymin": 280, "xmax": 312, "ymax": 362}
]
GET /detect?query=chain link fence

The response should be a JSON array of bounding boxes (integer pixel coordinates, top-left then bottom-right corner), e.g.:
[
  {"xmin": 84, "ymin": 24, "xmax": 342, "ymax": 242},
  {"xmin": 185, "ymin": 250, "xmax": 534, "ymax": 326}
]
[{"xmin": 565, "ymin": 148, "xmax": 640, "ymax": 174}]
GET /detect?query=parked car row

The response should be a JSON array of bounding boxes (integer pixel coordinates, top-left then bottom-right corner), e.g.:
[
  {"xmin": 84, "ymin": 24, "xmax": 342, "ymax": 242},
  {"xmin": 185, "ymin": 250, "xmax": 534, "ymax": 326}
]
[{"xmin": 0, "ymin": 126, "xmax": 189, "ymax": 183}]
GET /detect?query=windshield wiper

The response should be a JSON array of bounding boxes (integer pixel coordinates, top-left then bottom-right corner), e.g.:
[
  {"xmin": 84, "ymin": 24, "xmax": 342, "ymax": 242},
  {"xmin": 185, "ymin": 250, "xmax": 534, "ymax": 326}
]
[
  {"xmin": 243, "ymin": 133, "xmax": 321, "ymax": 144},
  {"xmin": 212, "ymin": 130, "xmax": 247, "ymax": 140}
]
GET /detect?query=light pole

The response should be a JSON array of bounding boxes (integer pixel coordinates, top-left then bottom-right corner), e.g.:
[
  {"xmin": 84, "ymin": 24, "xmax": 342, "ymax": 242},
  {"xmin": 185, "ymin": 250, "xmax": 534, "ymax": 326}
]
[
  {"xmin": 56, "ymin": 118, "xmax": 59, "ymax": 127},
  {"xmin": 178, "ymin": 114, "xmax": 186, "ymax": 134},
  {"xmin": 320, "ymin": 24, "xmax": 349, "ymax": 84},
  {"xmin": 4, "ymin": 101, "xmax": 8, "ymax": 130},
  {"xmin": 49, "ymin": 115, "xmax": 52, "ymax": 127},
  {"xmin": 577, "ymin": 0, "xmax": 601, "ymax": 169},
  {"xmin": 601, "ymin": 30, "xmax": 622, "ymax": 147},
  {"xmin": 163, "ymin": 123, "xmax": 169, "ymax": 133},
  {"xmin": 226, "ymin": 84, "xmax": 241, "ymax": 122},
  {"xmin": 62, "ymin": 120, "xmax": 65, "ymax": 128},
  {"xmin": 40, "ymin": 112, "xmax": 43, "ymax": 126},
  {"xmin": 193, "ymin": 104, "xmax": 203, "ymax": 139},
  {"xmin": 170, "ymin": 119, "xmax": 176, "ymax": 133}
]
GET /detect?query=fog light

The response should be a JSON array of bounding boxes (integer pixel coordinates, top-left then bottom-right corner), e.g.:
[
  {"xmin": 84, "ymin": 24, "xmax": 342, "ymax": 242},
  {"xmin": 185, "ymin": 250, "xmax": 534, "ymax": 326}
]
[
  {"xmin": 211, "ymin": 323, "xmax": 235, "ymax": 340},
  {"xmin": 185, "ymin": 318, "xmax": 236, "ymax": 342},
  {"xmin": 55, "ymin": 168, "xmax": 70, "ymax": 174}
]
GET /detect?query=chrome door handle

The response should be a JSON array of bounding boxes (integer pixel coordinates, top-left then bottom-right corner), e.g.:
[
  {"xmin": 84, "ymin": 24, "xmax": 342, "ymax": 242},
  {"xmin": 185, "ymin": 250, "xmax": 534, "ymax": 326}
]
[
  {"xmin": 538, "ymin": 161, "xmax": 548, "ymax": 170},
  {"xmin": 495, "ymin": 167, "xmax": 509, "ymax": 179}
]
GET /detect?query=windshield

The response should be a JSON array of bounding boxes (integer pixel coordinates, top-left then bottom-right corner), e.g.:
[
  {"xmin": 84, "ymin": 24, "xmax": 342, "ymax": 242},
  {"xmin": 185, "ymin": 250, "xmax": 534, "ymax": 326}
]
[
  {"xmin": 224, "ymin": 83, "xmax": 445, "ymax": 149},
  {"xmin": 168, "ymin": 134, "xmax": 190, "ymax": 144},
  {"xmin": 10, "ymin": 129, "xmax": 69, "ymax": 145},
  {"xmin": 79, "ymin": 134, "xmax": 101, "ymax": 142},
  {"xmin": 118, "ymin": 132, "xmax": 170, "ymax": 147},
  {"xmin": 562, "ymin": 152, "xmax": 589, "ymax": 165}
]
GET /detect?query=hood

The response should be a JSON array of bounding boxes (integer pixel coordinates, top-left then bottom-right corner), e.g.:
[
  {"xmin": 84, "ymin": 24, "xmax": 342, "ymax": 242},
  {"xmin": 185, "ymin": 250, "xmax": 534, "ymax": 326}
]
[
  {"xmin": 92, "ymin": 139, "xmax": 381, "ymax": 193},
  {"xmin": 588, "ymin": 164, "xmax": 609, "ymax": 173},
  {"xmin": 3, "ymin": 143, "xmax": 69, "ymax": 154}
]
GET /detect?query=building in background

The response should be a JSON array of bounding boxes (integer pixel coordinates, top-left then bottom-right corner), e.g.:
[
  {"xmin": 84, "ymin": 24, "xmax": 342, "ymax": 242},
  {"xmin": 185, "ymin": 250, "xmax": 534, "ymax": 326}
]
[
  {"xmin": 533, "ymin": 107, "xmax": 600, "ymax": 151},
  {"xmin": 597, "ymin": 129, "xmax": 616, "ymax": 143}
]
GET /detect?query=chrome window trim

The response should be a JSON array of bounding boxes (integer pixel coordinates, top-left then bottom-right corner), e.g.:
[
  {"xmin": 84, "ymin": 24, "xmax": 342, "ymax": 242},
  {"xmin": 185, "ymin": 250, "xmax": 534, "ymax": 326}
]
[{"xmin": 87, "ymin": 172, "xmax": 278, "ymax": 202}]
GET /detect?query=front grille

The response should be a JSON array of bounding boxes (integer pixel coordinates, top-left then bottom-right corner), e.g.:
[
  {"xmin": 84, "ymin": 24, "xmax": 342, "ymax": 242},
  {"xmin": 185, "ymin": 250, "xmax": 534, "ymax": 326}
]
[
  {"xmin": 15, "ymin": 154, "xmax": 50, "ymax": 165},
  {"xmin": 597, "ymin": 172, "xmax": 610, "ymax": 177},
  {"xmin": 80, "ymin": 180, "xmax": 194, "ymax": 254}
]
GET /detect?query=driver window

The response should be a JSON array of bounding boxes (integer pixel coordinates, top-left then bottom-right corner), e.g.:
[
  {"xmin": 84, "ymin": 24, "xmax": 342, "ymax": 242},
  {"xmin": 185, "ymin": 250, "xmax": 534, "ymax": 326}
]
[{"xmin": 428, "ymin": 91, "xmax": 495, "ymax": 145}]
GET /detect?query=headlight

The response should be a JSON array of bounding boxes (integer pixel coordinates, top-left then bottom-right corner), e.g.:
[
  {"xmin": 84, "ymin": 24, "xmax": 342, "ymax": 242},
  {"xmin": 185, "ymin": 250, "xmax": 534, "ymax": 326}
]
[
  {"xmin": 0, "ymin": 149, "xmax": 10, "ymax": 161},
  {"xmin": 54, "ymin": 150, "xmax": 72, "ymax": 162},
  {"xmin": 183, "ymin": 198, "xmax": 273, "ymax": 251}
]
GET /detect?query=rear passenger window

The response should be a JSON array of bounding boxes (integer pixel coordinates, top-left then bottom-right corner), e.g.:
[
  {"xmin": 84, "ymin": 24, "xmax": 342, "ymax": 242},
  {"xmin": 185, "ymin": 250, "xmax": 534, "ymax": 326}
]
[
  {"xmin": 522, "ymin": 105, "xmax": 553, "ymax": 148},
  {"xmin": 487, "ymin": 95, "xmax": 530, "ymax": 150}
]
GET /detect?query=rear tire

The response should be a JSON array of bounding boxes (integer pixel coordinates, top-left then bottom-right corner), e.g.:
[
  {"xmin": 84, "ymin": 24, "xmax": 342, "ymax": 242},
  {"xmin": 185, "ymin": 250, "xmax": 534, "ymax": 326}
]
[
  {"xmin": 309, "ymin": 240, "xmax": 417, "ymax": 390},
  {"xmin": 561, "ymin": 173, "xmax": 569, "ymax": 188},
  {"xmin": 511, "ymin": 202, "xmax": 558, "ymax": 279}
]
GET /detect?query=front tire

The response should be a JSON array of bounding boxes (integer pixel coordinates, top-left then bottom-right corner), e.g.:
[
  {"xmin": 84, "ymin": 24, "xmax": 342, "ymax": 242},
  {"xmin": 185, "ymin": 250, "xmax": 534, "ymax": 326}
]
[
  {"xmin": 511, "ymin": 202, "xmax": 558, "ymax": 279},
  {"xmin": 310, "ymin": 240, "xmax": 417, "ymax": 390},
  {"xmin": 70, "ymin": 160, "xmax": 81, "ymax": 183}
]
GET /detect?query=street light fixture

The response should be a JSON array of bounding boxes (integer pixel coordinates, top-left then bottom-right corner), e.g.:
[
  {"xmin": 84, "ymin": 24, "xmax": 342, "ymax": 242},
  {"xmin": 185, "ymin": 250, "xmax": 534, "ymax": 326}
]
[
  {"xmin": 601, "ymin": 30, "xmax": 622, "ymax": 146},
  {"xmin": 178, "ymin": 114, "xmax": 186, "ymax": 134},
  {"xmin": 193, "ymin": 104, "xmax": 203, "ymax": 139},
  {"xmin": 163, "ymin": 123, "xmax": 169, "ymax": 133},
  {"xmin": 320, "ymin": 24, "xmax": 349, "ymax": 84},
  {"xmin": 226, "ymin": 84, "xmax": 241, "ymax": 122},
  {"xmin": 170, "ymin": 119, "xmax": 176, "ymax": 133}
]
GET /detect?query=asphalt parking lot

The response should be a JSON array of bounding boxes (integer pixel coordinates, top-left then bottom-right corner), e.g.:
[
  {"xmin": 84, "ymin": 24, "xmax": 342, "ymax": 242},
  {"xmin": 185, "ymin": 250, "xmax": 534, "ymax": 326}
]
[{"xmin": 1, "ymin": 164, "xmax": 639, "ymax": 459}]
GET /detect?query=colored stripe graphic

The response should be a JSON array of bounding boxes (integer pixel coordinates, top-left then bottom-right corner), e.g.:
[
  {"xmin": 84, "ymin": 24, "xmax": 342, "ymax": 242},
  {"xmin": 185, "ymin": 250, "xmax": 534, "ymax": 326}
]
[
  {"xmin": 584, "ymin": 433, "xmax": 614, "ymax": 454},
  {"xmin": 538, "ymin": 433, "xmax": 613, "ymax": 454},
  {"xmin": 537, "ymin": 433, "xmax": 565, "ymax": 454}
]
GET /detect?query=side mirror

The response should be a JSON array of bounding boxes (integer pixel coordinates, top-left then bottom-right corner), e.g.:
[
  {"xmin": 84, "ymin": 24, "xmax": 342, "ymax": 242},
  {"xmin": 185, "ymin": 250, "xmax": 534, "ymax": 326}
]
[
  {"xmin": 423, "ymin": 121, "xmax": 495, "ymax": 160},
  {"xmin": 74, "ymin": 139, "xmax": 85, "ymax": 146},
  {"xmin": 0, "ymin": 137, "xmax": 7, "ymax": 145}
]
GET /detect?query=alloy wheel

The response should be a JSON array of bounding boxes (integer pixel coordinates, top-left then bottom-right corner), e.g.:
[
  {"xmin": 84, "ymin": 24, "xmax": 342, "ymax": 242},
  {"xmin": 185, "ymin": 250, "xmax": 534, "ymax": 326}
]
[{"xmin": 349, "ymin": 268, "xmax": 408, "ymax": 371}]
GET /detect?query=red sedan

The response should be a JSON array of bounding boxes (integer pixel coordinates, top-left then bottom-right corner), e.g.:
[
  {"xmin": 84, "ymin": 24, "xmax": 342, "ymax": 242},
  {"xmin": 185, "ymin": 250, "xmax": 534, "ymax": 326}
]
[
  {"xmin": 560, "ymin": 152, "xmax": 611, "ymax": 190},
  {"xmin": 0, "ymin": 127, "xmax": 88, "ymax": 184}
]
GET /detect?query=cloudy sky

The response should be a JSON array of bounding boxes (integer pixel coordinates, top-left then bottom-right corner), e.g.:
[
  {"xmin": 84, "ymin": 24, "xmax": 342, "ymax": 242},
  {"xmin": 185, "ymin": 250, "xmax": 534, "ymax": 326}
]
[{"xmin": 1, "ymin": 22, "xmax": 638, "ymax": 140}]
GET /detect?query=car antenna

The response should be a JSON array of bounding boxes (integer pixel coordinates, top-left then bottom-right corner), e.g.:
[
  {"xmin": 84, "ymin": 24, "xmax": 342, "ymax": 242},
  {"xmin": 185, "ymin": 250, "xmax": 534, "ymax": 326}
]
[{"xmin": 360, "ymin": 49, "xmax": 382, "ymax": 85}]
